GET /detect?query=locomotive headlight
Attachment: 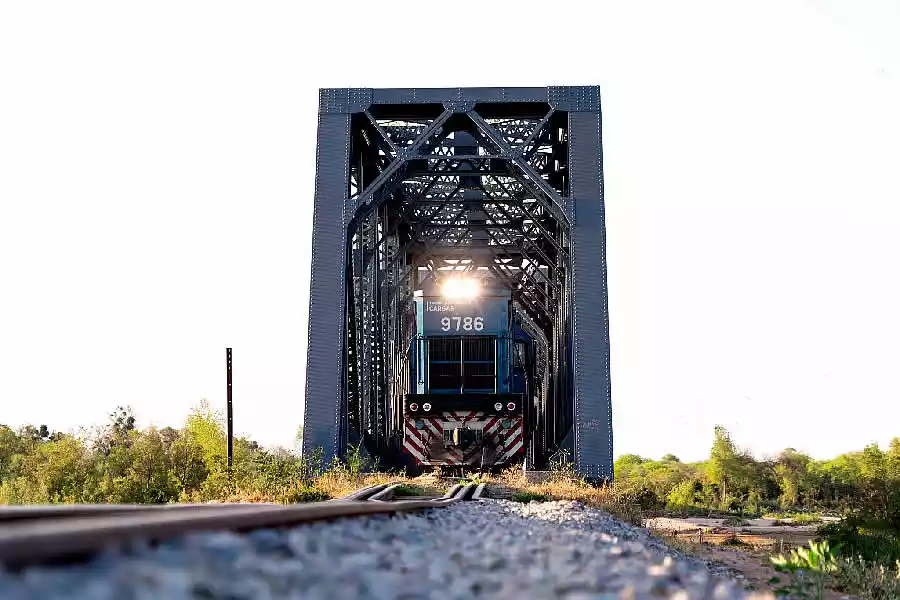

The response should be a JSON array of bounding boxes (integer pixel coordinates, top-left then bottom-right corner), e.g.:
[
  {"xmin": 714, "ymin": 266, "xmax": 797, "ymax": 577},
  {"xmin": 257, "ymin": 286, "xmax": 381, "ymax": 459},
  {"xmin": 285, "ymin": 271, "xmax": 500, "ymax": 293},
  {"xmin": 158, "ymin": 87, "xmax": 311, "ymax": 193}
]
[
  {"xmin": 440, "ymin": 277, "xmax": 480, "ymax": 299},
  {"xmin": 422, "ymin": 402, "xmax": 432, "ymax": 412},
  {"xmin": 493, "ymin": 402, "xmax": 503, "ymax": 411},
  {"xmin": 506, "ymin": 402, "xmax": 516, "ymax": 411},
  {"xmin": 409, "ymin": 403, "xmax": 419, "ymax": 412}
]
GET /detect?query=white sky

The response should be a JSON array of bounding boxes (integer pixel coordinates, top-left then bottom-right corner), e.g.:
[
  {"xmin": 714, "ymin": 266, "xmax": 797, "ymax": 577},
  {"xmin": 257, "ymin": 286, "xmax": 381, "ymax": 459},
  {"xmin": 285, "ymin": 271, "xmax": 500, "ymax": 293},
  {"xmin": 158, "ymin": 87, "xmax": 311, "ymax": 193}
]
[{"xmin": 1, "ymin": 1, "xmax": 898, "ymax": 463}]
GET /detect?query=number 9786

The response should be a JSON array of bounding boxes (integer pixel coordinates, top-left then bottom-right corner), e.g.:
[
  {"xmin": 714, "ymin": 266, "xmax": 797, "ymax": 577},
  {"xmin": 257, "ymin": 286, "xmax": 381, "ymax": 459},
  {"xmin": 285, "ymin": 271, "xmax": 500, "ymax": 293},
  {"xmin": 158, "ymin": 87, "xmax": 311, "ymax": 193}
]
[{"xmin": 440, "ymin": 316, "xmax": 484, "ymax": 331}]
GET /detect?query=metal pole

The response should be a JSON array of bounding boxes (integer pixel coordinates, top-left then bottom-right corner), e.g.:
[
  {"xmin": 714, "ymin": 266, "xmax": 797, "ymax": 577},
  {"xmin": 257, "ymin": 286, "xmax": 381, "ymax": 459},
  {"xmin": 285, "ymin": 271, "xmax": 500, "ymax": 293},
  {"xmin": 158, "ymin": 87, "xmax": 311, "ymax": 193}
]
[
  {"xmin": 460, "ymin": 338, "xmax": 464, "ymax": 394},
  {"xmin": 226, "ymin": 347, "xmax": 233, "ymax": 469}
]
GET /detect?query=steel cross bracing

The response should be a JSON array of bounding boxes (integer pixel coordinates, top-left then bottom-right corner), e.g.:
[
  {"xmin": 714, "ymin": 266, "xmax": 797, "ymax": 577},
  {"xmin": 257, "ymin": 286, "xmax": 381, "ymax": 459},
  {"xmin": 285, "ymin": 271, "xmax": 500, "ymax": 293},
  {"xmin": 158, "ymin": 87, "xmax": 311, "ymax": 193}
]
[{"xmin": 304, "ymin": 87, "xmax": 612, "ymax": 481}]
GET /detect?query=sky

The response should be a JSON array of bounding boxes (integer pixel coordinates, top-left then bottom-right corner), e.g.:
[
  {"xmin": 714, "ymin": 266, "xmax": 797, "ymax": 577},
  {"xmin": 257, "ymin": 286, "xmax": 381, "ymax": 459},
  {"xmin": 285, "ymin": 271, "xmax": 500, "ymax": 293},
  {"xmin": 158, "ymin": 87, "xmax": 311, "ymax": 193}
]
[{"xmin": 1, "ymin": 1, "xmax": 898, "ymax": 464}]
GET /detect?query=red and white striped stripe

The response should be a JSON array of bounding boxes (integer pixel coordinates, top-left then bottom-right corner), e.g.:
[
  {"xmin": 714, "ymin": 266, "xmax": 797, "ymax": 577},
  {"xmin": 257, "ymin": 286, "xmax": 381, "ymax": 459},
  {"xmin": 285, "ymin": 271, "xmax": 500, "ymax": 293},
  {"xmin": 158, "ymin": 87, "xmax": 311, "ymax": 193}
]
[{"xmin": 402, "ymin": 413, "xmax": 525, "ymax": 466}]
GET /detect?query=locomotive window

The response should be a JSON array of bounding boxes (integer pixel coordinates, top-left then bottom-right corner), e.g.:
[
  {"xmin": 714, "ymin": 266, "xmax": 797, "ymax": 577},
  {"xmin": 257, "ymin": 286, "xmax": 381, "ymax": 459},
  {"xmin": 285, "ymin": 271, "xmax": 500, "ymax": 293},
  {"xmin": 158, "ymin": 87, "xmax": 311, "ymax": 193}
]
[{"xmin": 514, "ymin": 341, "xmax": 527, "ymax": 368}]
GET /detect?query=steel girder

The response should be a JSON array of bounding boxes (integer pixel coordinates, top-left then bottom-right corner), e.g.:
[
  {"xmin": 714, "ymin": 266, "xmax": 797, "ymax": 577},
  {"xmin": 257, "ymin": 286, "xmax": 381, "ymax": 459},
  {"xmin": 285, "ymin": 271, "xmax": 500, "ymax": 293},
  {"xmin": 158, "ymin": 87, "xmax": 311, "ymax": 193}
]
[{"xmin": 303, "ymin": 87, "xmax": 611, "ymax": 481}]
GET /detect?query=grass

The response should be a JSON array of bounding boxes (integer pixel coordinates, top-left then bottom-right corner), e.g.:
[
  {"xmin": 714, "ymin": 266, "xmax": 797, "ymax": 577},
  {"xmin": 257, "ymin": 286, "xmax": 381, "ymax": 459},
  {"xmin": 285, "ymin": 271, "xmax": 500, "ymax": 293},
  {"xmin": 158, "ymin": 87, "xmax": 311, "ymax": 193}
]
[
  {"xmin": 511, "ymin": 491, "xmax": 551, "ymax": 503},
  {"xmin": 721, "ymin": 536, "xmax": 749, "ymax": 547},
  {"xmin": 833, "ymin": 556, "xmax": 900, "ymax": 600},
  {"xmin": 762, "ymin": 511, "xmax": 823, "ymax": 525},
  {"xmin": 650, "ymin": 528, "xmax": 706, "ymax": 555},
  {"xmin": 284, "ymin": 486, "xmax": 330, "ymax": 503},
  {"xmin": 791, "ymin": 513, "xmax": 824, "ymax": 525},
  {"xmin": 392, "ymin": 483, "xmax": 429, "ymax": 497}
]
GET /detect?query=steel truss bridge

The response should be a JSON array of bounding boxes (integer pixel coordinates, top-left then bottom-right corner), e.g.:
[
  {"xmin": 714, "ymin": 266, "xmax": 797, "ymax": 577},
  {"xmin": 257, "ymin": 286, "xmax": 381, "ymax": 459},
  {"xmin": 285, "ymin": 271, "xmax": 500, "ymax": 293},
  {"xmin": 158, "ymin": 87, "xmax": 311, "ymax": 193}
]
[{"xmin": 302, "ymin": 86, "xmax": 612, "ymax": 481}]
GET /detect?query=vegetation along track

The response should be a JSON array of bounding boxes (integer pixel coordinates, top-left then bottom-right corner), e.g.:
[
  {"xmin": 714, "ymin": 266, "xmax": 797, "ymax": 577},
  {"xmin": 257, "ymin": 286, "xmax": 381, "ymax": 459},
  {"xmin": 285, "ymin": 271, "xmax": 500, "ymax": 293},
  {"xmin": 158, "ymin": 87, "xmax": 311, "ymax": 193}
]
[{"xmin": 0, "ymin": 482, "xmax": 479, "ymax": 567}]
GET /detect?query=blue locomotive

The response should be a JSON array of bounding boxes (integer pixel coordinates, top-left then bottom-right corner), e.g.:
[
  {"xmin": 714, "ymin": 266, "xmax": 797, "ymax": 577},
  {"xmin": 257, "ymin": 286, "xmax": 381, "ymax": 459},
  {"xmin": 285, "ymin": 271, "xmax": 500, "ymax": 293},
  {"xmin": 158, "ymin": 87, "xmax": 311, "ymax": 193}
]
[{"xmin": 401, "ymin": 279, "xmax": 536, "ymax": 468}]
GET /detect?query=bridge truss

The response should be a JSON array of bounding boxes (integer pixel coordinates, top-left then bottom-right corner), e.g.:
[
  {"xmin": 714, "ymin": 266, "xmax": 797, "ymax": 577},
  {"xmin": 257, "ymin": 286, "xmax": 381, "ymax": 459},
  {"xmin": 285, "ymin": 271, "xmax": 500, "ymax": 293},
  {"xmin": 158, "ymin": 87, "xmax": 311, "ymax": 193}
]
[{"xmin": 302, "ymin": 87, "xmax": 612, "ymax": 480}]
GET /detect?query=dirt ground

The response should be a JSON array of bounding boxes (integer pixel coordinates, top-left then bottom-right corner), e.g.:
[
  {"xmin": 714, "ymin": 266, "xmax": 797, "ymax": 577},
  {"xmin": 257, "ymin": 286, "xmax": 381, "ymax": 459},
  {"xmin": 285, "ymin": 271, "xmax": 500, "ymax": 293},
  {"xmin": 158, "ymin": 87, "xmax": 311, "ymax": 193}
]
[{"xmin": 646, "ymin": 516, "xmax": 855, "ymax": 599}]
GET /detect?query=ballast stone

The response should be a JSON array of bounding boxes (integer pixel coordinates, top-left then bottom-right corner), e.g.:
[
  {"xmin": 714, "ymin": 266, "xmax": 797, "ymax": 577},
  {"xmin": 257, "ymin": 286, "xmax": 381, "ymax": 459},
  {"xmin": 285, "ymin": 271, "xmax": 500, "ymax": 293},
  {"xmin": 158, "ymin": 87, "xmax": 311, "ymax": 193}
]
[{"xmin": 0, "ymin": 499, "xmax": 773, "ymax": 599}]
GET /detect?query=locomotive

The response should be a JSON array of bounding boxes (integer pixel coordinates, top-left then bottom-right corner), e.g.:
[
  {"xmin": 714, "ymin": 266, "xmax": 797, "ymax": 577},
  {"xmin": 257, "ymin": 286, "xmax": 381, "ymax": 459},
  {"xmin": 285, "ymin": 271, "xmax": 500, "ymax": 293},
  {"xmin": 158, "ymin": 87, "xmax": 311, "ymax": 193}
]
[{"xmin": 400, "ymin": 277, "xmax": 537, "ymax": 469}]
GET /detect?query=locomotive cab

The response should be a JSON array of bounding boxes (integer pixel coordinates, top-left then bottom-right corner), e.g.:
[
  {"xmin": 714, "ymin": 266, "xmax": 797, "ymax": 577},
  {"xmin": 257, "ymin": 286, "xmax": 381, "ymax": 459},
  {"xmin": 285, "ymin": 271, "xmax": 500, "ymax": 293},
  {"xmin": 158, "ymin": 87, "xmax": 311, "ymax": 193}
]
[{"xmin": 401, "ymin": 279, "xmax": 533, "ymax": 468}]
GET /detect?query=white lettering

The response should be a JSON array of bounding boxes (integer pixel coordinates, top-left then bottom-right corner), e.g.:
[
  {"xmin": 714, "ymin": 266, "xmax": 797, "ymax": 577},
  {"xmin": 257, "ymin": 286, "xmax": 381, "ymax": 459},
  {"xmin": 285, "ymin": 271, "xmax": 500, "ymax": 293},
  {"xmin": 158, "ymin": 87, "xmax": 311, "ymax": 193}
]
[{"xmin": 426, "ymin": 301, "xmax": 456, "ymax": 312}]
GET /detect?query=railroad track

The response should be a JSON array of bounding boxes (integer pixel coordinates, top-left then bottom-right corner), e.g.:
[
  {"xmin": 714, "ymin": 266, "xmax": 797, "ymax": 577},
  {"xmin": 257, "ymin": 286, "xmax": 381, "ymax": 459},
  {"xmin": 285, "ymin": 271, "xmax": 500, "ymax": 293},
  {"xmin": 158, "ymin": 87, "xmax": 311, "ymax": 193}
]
[{"xmin": 0, "ymin": 482, "xmax": 482, "ymax": 567}]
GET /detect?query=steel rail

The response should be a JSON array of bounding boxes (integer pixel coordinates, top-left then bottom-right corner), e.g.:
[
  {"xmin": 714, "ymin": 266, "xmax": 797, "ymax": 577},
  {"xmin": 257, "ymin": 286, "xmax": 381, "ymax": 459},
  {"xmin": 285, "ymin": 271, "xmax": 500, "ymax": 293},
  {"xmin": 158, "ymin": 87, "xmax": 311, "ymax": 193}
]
[{"xmin": 0, "ymin": 483, "xmax": 476, "ymax": 566}]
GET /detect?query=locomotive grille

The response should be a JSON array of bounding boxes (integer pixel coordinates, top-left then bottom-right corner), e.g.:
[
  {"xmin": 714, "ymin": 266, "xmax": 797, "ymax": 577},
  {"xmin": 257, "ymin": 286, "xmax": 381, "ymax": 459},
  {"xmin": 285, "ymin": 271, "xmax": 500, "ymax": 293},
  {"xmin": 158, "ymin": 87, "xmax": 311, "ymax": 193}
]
[{"xmin": 427, "ymin": 336, "xmax": 497, "ymax": 393}]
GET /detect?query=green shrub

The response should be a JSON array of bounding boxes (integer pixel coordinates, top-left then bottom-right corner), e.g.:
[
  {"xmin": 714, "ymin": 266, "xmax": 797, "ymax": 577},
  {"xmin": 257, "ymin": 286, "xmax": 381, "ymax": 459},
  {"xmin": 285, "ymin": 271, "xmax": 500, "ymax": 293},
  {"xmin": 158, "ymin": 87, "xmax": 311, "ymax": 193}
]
[
  {"xmin": 284, "ymin": 486, "xmax": 330, "ymax": 504},
  {"xmin": 791, "ymin": 513, "xmax": 822, "ymax": 525},
  {"xmin": 819, "ymin": 519, "xmax": 900, "ymax": 564},
  {"xmin": 835, "ymin": 556, "xmax": 900, "ymax": 600},
  {"xmin": 343, "ymin": 444, "xmax": 373, "ymax": 476},
  {"xmin": 666, "ymin": 480, "xmax": 698, "ymax": 509},
  {"xmin": 392, "ymin": 483, "xmax": 427, "ymax": 497},
  {"xmin": 512, "ymin": 491, "xmax": 551, "ymax": 503},
  {"xmin": 770, "ymin": 540, "xmax": 839, "ymax": 600},
  {"xmin": 722, "ymin": 536, "xmax": 748, "ymax": 546},
  {"xmin": 613, "ymin": 483, "xmax": 661, "ymax": 510},
  {"xmin": 0, "ymin": 477, "xmax": 49, "ymax": 504}
]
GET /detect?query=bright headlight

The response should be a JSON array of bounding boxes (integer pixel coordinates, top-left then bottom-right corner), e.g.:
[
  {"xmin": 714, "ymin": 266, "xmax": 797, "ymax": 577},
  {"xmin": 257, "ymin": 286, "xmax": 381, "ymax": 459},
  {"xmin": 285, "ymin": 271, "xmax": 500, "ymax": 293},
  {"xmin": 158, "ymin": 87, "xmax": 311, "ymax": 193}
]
[{"xmin": 440, "ymin": 277, "xmax": 480, "ymax": 299}]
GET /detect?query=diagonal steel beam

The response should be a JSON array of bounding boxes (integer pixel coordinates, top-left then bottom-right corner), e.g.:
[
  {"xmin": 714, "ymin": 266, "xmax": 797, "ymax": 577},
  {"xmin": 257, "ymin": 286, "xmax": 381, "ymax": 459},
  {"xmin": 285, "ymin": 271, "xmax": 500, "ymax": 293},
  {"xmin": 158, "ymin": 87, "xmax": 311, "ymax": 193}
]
[
  {"xmin": 364, "ymin": 109, "xmax": 400, "ymax": 157},
  {"xmin": 519, "ymin": 109, "xmax": 555, "ymax": 155},
  {"xmin": 356, "ymin": 108, "xmax": 454, "ymax": 210},
  {"xmin": 467, "ymin": 111, "xmax": 569, "ymax": 219},
  {"xmin": 484, "ymin": 176, "xmax": 567, "ymax": 257}
]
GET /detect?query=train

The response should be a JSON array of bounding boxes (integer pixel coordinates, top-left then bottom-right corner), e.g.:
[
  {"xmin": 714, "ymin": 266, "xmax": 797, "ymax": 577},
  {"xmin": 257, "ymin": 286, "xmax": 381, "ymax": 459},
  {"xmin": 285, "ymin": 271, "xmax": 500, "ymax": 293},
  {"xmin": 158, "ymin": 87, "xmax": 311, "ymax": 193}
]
[{"xmin": 399, "ymin": 277, "xmax": 538, "ymax": 469}]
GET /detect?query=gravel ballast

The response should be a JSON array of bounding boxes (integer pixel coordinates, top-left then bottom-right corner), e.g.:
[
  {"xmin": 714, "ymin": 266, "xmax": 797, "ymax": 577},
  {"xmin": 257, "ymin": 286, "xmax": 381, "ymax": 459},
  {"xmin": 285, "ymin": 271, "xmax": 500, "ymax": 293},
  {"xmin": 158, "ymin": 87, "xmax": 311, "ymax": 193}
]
[{"xmin": 0, "ymin": 499, "xmax": 774, "ymax": 599}]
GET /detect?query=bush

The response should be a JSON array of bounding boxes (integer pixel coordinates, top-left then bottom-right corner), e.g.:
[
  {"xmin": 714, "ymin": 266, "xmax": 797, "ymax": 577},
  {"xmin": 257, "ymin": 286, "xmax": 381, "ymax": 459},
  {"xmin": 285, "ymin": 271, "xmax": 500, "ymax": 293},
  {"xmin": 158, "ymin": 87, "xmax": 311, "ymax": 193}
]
[
  {"xmin": 819, "ymin": 519, "xmax": 900, "ymax": 565},
  {"xmin": 392, "ymin": 483, "xmax": 427, "ymax": 497},
  {"xmin": 835, "ymin": 556, "xmax": 900, "ymax": 600},
  {"xmin": 284, "ymin": 486, "xmax": 330, "ymax": 504},
  {"xmin": 0, "ymin": 477, "xmax": 49, "ymax": 504},
  {"xmin": 770, "ymin": 540, "xmax": 840, "ymax": 600},
  {"xmin": 666, "ymin": 480, "xmax": 698, "ymax": 509},
  {"xmin": 791, "ymin": 513, "xmax": 823, "ymax": 526},
  {"xmin": 613, "ymin": 483, "xmax": 661, "ymax": 510},
  {"xmin": 512, "ymin": 491, "xmax": 550, "ymax": 503}
]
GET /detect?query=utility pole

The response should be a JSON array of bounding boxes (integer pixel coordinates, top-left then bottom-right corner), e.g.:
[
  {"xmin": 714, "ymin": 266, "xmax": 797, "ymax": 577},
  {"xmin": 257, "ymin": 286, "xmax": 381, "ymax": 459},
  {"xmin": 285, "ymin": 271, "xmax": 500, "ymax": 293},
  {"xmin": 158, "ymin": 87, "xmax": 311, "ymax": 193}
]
[{"xmin": 226, "ymin": 347, "xmax": 233, "ymax": 469}]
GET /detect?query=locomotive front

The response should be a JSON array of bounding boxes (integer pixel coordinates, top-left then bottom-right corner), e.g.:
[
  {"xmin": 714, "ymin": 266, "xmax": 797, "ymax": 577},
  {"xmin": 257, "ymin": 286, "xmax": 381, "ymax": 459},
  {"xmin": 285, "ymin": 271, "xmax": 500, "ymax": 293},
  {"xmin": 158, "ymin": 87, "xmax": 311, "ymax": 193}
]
[{"xmin": 402, "ymin": 278, "xmax": 527, "ymax": 468}]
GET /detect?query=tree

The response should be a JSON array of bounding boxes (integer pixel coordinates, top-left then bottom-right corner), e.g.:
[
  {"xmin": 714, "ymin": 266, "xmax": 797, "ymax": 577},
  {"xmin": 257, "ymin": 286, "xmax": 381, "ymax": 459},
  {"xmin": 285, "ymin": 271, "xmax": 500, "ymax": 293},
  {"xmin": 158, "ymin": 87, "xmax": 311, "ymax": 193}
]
[
  {"xmin": 35, "ymin": 435, "xmax": 89, "ymax": 502},
  {"xmin": 0, "ymin": 425, "xmax": 21, "ymax": 481},
  {"xmin": 858, "ymin": 443, "xmax": 889, "ymax": 518},
  {"xmin": 666, "ymin": 479, "xmax": 700, "ymax": 508},
  {"xmin": 170, "ymin": 431, "xmax": 208, "ymax": 494},
  {"xmin": 184, "ymin": 400, "xmax": 227, "ymax": 473},
  {"xmin": 159, "ymin": 427, "xmax": 179, "ymax": 448},
  {"xmin": 774, "ymin": 448, "xmax": 812, "ymax": 507},
  {"xmin": 641, "ymin": 459, "xmax": 692, "ymax": 500},
  {"xmin": 614, "ymin": 454, "xmax": 647, "ymax": 481},
  {"xmin": 707, "ymin": 425, "xmax": 748, "ymax": 507},
  {"xmin": 887, "ymin": 438, "xmax": 900, "ymax": 479},
  {"xmin": 93, "ymin": 406, "xmax": 137, "ymax": 456},
  {"xmin": 121, "ymin": 428, "xmax": 179, "ymax": 503}
]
